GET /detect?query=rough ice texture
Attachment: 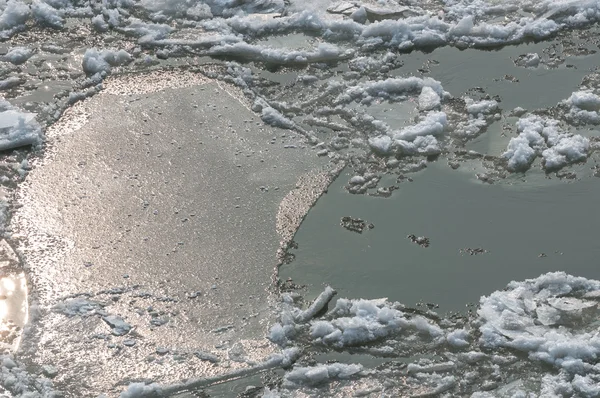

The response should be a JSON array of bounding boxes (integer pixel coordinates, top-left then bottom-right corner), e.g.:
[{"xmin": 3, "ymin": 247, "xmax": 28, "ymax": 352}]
[
  {"xmin": 119, "ymin": 382, "xmax": 162, "ymax": 398},
  {"xmin": 503, "ymin": 115, "xmax": 588, "ymax": 172},
  {"xmin": 465, "ymin": 98, "xmax": 499, "ymax": 115},
  {"xmin": 418, "ymin": 86, "xmax": 441, "ymax": 111},
  {"xmin": 82, "ymin": 48, "xmax": 132, "ymax": 75},
  {"xmin": 31, "ymin": 0, "xmax": 63, "ymax": 28},
  {"xmin": 0, "ymin": 99, "xmax": 43, "ymax": 151},
  {"xmin": 339, "ymin": 76, "xmax": 446, "ymax": 105},
  {"xmin": 309, "ymin": 297, "xmax": 442, "ymax": 347},
  {"xmin": 565, "ymin": 90, "xmax": 600, "ymax": 125},
  {"xmin": 0, "ymin": 354, "xmax": 57, "ymax": 397},
  {"xmin": 283, "ymin": 363, "xmax": 362, "ymax": 387},
  {"xmin": 478, "ymin": 272, "xmax": 600, "ymax": 395},
  {"xmin": 53, "ymin": 298, "xmax": 103, "ymax": 316},
  {"xmin": 392, "ymin": 111, "xmax": 447, "ymax": 141},
  {"xmin": 2, "ymin": 46, "xmax": 32, "ymax": 64}
]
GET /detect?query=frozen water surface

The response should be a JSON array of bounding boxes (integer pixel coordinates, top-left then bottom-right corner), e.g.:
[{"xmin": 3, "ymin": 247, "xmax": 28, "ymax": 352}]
[{"xmin": 0, "ymin": 0, "xmax": 599, "ymax": 396}]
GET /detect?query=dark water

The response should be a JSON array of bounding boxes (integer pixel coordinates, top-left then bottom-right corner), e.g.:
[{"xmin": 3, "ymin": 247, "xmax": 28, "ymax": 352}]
[{"xmin": 281, "ymin": 160, "xmax": 600, "ymax": 312}]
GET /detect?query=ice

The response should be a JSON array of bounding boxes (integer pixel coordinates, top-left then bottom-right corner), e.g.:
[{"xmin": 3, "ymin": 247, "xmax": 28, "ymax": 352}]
[
  {"xmin": 82, "ymin": 48, "xmax": 132, "ymax": 75},
  {"xmin": 2, "ymin": 46, "xmax": 32, "ymax": 64},
  {"xmin": 465, "ymin": 98, "xmax": 499, "ymax": 116},
  {"xmin": 0, "ymin": 101, "xmax": 42, "ymax": 151},
  {"xmin": 102, "ymin": 315, "xmax": 132, "ymax": 336},
  {"xmin": 283, "ymin": 363, "xmax": 362, "ymax": 387},
  {"xmin": 91, "ymin": 14, "xmax": 109, "ymax": 32},
  {"xmin": 368, "ymin": 135, "xmax": 392, "ymax": 155},
  {"xmin": 309, "ymin": 297, "xmax": 442, "ymax": 347},
  {"xmin": 53, "ymin": 297, "xmax": 103, "ymax": 316},
  {"xmin": 0, "ymin": 1, "xmax": 30, "ymax": 38},
  {"xmin": 541, "ymin": 134, "xmax": 589, "ymax": 170},
  {"xmin": 391, "ymin": 111, "xmax": 447, "ymax": 141},
  {"xmin": 565, "ymin": 90, "xmax": 600, "ymax": 125},
  {"xmin": 31, "ymin": 0, "xmax": 63, "ymax": 28},
  {"xmin": 119, "ymin": 382, "xmax": 162, "ymax": 398},
  {"xmin": 503, "ymin": 115, "xmax": 589, "ymax": 171},
  {"xmin": 340, "ymin": 77, "xmax": 446, "ymax": 105},
  {"xmin": 418, "ymin": 86, "xmax": 441, "ymax": 111},
  {"xmin": 447, "ymin": 328, "xmax": 470, "ymax": 348},
  {"xmin": 208, "ymin": 42, "xmax": 352, "ymax": 65}
]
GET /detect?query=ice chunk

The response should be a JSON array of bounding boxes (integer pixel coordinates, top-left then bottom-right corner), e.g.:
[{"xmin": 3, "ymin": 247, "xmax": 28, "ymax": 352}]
[
  {"xmin": 284, "ymin": 363, "xmax": 362, "ymax": 387},
  {"xmin": 102, "ymin": 315, "xmax": 132, "ymax": 336},
  {"xmin": 120, "ymin": 382, "xmax": 162, "ymax": 398},
  {"xmin": 0, "ymin": 101, "xmax": 42, "ymax": 151},
  {"xmin": 53, "ymin": 298, "xmax": 103, "ymax": 316},
  {"xmin": 368, "ymin": 135, "xmax": 392, "ymax": 155},
  {"xmin": 0, "ymin": 1, "xmax": 30, "ymax": 37},
  {"xmin": 2, "ymin": 47, "xmax": 32, "ymax": 65},
  {"xmin": 418, "ymin": 86, "xmax": 441, "ymax": 111},
  {"xmin": 503, "ymin": 115, "xmax": 587, "ymax": 172},
  {"xmin": 392, "ymin": 111, "xmax": 447, "ymax": 141},
  {"xmin": 31, "ymin": 0, "xmax": 63, "ymax": 28},
  {"xmin": 478, "ymin": 272, "xmax": 600, "ymax": 373},
  {"xmin": 82, "ymin": 48, "xmax": 132, "ymax": 75},
  {"xmin": 465, "ymin": 98, "xmax": 499, "ymax": 115}
]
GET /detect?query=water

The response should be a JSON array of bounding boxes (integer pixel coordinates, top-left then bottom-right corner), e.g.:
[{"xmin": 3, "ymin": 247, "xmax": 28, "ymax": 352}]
[{"xmin": 282, "ymin": 159, "xmax": 600, "ymax": 312}]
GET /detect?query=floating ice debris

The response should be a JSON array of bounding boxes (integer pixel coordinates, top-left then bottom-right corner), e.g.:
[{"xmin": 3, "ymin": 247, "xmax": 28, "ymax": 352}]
[
  {"xmin": 460, "ymin": 248, "xmax": 488, "ymax": 255},
  {"xmin": 2, "ymin": 47, "xmax": 32, "ymax": 65},
  {"xmin": 465, "ymin": 98, "xmax": 499, "ymax": 116},
  {"xmin": 564, "ymin": 90, "xmax": 600, "ymax": 125},
  {"xmin": 82, "ymin": 48, "xmax": 132, "ymax": 75},
  {"xmin": 515, "ymin": 53, "xmax": 541, "ymax": 68},
  {"xmin": 31, "ymin": 0, "xmax": 63, "ymax": 29},
  {"xmin": 0, "ymin": 76, "xmax": 23, "ymax": 90},
  {"xmin": 0, "ymin": 353, "xmax": 57, "ymax": 396},
  {"xmin": 296, "ymin": 286, "xmax": 337, "ymax": 324},
  {"xmin": 102, "ymin": 315, "xmax": 132, "ymax": 336},
  {"xmin": 340, "ymin": 216, "xmax": 373, "ymax": 233},
  {"xmin": 418, "ymin": 86, "xmax": 441, "ymax": 111},
  {"xmin": 503, "ymin": 115, "xmax": 589, "ymax": 172},
  {"xmin": 194, "ymin": 350, "xmax": 220, "ymax": 363},
  {"xmin": 283, "ymin": 363, "xmax": 363, "ymax": 387},
  {"xmin": 41, "ymin": 365, "xmax": 58, "ymax": 378},
  {"xmin": 0, "ymin": 101, "xmax": 42, "ymax": 151},
  {"xmin": 407, "ymin": 234, "xmax": 430, "ymax": 248},
  {"xmin": 310, "ymin": 296, "xmax": 443, "ymax": 348},
  {"xmin": 53, "ymin": 297, "xmax": 103, "ymax": 316},
  {"xmin": 120, "ymin": 348, "xmax": 301, "ymax": 397}
]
